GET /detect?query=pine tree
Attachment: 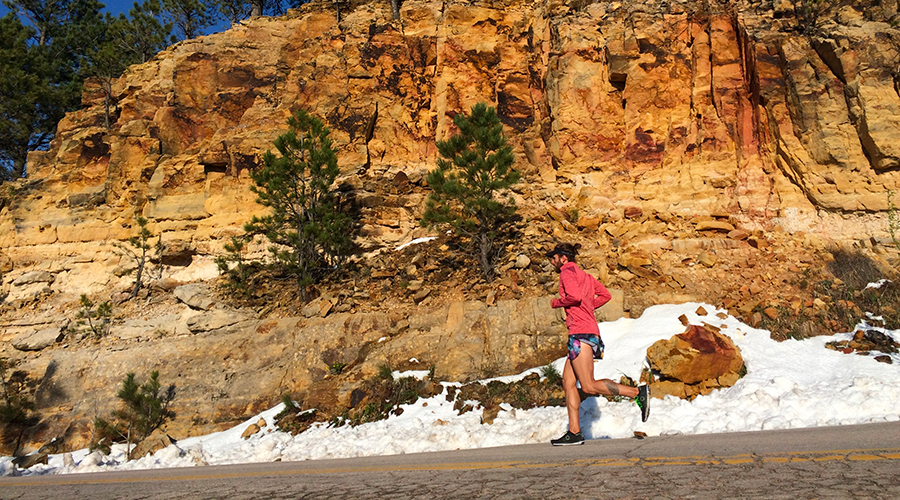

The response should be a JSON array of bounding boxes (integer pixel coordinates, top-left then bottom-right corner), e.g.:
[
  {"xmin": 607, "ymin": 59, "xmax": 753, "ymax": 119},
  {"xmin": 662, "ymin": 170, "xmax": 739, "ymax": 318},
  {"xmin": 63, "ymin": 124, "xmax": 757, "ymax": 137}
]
[
  {"xmin": 421, "ymin": 103, "xmax": 521, "ymax": 283},
  {"xmin": 0, "ymin": 358, "xmax": 37, "ymax": 456},
  {"xmin": 215, "ymin": 235, "xmax": 257, "ymax": 298},
  {"xmin": 245, "ymin": 110, "xmax": 353, "ymax": 301},
  {"xmin": 92, "ymin": 371, "xmax": 175, "ymax": 459},
  {"xmin": 75, "ymin": 294, "xmax": 113, "ymax": 338},
  {"xmin": 161, "ymin": 0, "xmax": 213, "ymax": 40},
  {"xmin": 0, "ymin": 8, "xmax": 83, "ymax": 180},
  {"xmin": 213, "ymin": 0, "xmax": 250, "ymax": 24},
  {"xmin": 116, "ymin": 216, "xmax": 164, "ymax": 299},
  {"xmin": 82, "ymin": 2, "xmax": 174, "ymax": 128}
]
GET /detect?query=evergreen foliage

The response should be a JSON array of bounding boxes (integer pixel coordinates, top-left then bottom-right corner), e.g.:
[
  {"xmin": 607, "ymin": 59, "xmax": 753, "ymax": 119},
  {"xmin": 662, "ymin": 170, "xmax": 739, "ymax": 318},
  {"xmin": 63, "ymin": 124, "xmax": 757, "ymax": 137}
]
[
  {"xmin": 888, "ymin": 191, "xmax": 900, "ymax": 256},
  {"xmin": 245, "ymin": 109, "xmax": 354, "ymax": 301},
  {"xmin": 117, "ymin": 215, "xmax": 165, "ymax": 299},
  {"xmin": 75, "ymin": 294, "xmax": 113, "ymax": 338},
  {"xmin": 421, "ymin": 102, "xmax": 520, "ymax": 283},
  {"xmin": 215, "ymin": 235, "xmax": 259, "ymax": 298},
  {"xmin": 0, "ymin": 358, "xmax": 37, "ymax": 456},
  {"xmin": 0, "ymin": 7, "xmax": 82, "ymax": 180},
  {"xmin": 210, "ymin": 0, "xmax": 291, "ymax": 24},
  {"xmin": 161, "ymin": 0, "xmax": 214, "ymax": 39},
  {"xmin": 82, "ymin": 1, "xmax": 174, "ymax": 127},
  {"xmin": 92, "ymin": 371, "xmax": 176, "ymax": 458},
  {"xmin": 213, "ymin": 0, "xmax": 250, "ymax": 24}
]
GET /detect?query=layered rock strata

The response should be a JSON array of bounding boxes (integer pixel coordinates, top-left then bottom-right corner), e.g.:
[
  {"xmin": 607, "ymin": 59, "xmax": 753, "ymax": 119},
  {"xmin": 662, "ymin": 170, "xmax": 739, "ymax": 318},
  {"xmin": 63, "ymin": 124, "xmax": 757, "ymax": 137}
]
[
  {"xmin": 2, "ymin": 0, "xmax": 900, "ymax": 298},
  {"xmin": 2, "ymin": 0, "xmax": 900, "ymax": 454}
]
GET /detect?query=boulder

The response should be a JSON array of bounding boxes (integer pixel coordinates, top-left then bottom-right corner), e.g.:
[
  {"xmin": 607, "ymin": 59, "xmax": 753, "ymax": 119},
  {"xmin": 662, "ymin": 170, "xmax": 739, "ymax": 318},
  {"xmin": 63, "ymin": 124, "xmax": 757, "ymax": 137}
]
[
  {"xmin": 174, "ymin": 284, "xmax": 216, "ymax": 310},
  {"xmin": 12, "ymin": 327, "xmax": 64, "ymax": 351},
  {"xmin": 240, "ymin": 423, "xmax": 261, "ymax": 439},
  {"xmin": 12, "ymin": 451, "xmax": 48, "ymax": 469},
  {"xmin": 185, "ymin": 308, "xmax": 253, "ymax": 333},
  {"xmin": 12, "ymin": 271, "xmax": 54, "ymax": 286},
  {"xmin": 647, "ymin": 324, "xmax": 744, "ymax": 385},
  {"xmin": 129, "ymin": 430, "xmax": 177, "ymax": 460},
  {"xmin": 301, "ymin": 295, "xmax": 337, "ymax": 318},
  {"xmin": 6, "ymin": 282, "xmax": 52, "ymax": 303}
]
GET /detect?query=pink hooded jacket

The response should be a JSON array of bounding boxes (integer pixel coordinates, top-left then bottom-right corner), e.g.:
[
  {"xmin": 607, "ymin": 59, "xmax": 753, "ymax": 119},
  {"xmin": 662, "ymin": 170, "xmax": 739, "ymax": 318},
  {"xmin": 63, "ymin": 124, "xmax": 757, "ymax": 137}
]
[{"xmin": 551, "ymin": 262, "xmax": 612, "ymax": 335}]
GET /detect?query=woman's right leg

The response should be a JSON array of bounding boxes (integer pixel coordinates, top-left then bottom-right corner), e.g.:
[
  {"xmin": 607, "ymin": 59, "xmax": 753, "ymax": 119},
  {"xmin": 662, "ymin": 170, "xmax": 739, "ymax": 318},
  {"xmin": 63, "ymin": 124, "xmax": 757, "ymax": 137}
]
[{"xmin": 561, "ymin": 358, "xmax": 582, "ymax": 433}]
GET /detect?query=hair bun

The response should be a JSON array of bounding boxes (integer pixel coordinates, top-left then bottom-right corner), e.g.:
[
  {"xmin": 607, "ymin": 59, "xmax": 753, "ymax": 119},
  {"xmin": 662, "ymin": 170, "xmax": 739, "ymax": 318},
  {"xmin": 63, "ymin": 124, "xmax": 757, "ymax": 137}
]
[{"xmin": 573, "ymin": 243, "xmax": 582, "ymax": 252}]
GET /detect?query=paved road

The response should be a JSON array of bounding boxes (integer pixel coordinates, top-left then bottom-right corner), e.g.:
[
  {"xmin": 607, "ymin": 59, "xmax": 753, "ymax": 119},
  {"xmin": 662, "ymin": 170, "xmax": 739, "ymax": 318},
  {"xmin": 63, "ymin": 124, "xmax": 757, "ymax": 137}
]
[{"xmin": 2, "ymin": 421, "xmax": 899, "ymax": 499}]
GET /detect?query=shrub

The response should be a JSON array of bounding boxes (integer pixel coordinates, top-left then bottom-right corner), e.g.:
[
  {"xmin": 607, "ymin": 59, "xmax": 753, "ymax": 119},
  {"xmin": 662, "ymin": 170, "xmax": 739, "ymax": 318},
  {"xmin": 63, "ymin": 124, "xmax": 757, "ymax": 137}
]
[
  {"xmin": 75, "ymin": 294, "xmax": 112, "ymax": 338},
  {"xmin": 376, "ymin": 362, "xmax": 393, "ymax": 381},
  {"xmin": 827, "ymin": 248, "xmax": 884, "ymax": 290},
  {"xmin": 92, "ymin": 371, "xmax": 175, "ymax": 459},
  {"xmin": 540, "ymin": 364, "xmax": 561, "ymax": 385},
  {"xmin": 215, "ymin": 235, "xmax": 259, "ymax": 299},
  {"xmin": 888, "ymin": 191, "xmax": 900, "ymax": 256}
]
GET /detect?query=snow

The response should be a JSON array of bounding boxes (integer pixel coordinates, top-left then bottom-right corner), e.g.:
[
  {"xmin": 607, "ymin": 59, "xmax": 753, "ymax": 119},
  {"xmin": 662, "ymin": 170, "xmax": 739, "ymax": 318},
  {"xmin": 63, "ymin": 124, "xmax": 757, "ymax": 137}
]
[
  {"xmin": 394, "ymin": 237, "xmax": 437, "ymax": 251},
  {"xmin": 3, "ymin": 302, "xmax": 899, "ymax": 476}
]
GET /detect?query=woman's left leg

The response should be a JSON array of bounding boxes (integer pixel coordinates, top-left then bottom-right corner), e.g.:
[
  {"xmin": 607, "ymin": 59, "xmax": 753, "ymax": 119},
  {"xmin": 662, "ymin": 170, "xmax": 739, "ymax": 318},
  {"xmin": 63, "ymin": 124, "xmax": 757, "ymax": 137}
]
[{"xmin": 570, "ymin": 346, "xmax": 638, "ymax": 399}]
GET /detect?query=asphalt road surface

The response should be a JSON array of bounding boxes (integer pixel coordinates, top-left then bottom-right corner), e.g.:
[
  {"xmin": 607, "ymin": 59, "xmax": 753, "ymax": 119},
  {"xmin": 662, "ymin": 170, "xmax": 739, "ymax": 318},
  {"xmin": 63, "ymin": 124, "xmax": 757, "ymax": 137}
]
[{"xmin": 2, "ymin": 421, "xmax": 899, "ymax": 499}]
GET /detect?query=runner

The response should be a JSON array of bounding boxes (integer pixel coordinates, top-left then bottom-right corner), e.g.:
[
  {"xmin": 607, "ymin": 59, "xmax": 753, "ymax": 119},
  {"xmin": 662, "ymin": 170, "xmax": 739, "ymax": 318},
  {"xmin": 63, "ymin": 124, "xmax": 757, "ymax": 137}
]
[{"xmin": 546, "ymin": 243, "xmax": 650, "ymax": 446}]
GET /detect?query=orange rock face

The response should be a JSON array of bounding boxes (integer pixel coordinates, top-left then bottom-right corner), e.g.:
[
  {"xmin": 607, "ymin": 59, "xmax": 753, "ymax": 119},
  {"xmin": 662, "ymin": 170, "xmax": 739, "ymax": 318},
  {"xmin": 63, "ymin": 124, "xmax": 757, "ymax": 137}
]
[{"xmin": 2, "ymin": 1, "xmax": 900, "ymax": 314}]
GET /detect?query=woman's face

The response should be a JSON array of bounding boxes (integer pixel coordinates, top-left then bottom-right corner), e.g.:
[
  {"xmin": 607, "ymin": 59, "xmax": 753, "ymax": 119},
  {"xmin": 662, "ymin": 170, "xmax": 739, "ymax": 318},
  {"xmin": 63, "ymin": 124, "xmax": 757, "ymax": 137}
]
[{"xmin": 551, "ymin": 254, "xmax": 567, "ymax": 272}]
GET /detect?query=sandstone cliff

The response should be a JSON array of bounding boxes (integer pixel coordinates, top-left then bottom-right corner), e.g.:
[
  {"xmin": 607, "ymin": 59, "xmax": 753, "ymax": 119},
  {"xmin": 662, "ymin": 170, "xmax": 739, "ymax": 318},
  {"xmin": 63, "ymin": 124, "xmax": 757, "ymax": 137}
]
[
  {"xmin": 2, "ymin": 0, "xmax": 900, "ymax": 454},
  {"xmin": 4, "ymin": 0, "xmax": 900, "ymax": 295}
]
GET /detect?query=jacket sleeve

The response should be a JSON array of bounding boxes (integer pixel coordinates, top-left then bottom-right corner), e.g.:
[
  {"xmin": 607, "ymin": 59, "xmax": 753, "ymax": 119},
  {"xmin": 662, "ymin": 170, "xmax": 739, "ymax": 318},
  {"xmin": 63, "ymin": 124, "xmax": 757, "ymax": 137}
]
[
  {"xmin": 593, "ymin": 276, "xmax": 611, "ymax": 309},
  {"xmin": 551, "ymin": 268, "xmax": 582, "ymax": 309}
]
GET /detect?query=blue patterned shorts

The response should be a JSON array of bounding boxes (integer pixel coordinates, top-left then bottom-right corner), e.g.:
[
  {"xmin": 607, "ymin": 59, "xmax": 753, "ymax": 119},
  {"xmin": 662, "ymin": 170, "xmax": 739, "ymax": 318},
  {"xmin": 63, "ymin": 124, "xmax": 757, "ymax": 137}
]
[{"xmin": 567, "ymin": 334, "xmax": 604, "ymax": 361}]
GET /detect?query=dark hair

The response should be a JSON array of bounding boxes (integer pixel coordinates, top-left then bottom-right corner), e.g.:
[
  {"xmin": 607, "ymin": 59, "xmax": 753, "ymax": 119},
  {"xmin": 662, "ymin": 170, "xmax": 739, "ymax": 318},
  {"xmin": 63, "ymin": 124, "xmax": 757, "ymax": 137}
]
[{"xmin": 545, "ymin": 243, "xmax": 581, "ymax": 261}]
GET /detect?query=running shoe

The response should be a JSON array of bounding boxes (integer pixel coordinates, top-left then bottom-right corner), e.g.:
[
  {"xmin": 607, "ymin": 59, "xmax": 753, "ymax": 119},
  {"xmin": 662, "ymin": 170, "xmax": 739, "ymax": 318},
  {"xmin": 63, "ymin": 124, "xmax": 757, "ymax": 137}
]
[
  {"xmin": 551, "ymin": 430, "xmax": 584, "ymax": 446},
  {"xmin": 636, "ymin": 385, "xmax": 650, "ymax": 422}
]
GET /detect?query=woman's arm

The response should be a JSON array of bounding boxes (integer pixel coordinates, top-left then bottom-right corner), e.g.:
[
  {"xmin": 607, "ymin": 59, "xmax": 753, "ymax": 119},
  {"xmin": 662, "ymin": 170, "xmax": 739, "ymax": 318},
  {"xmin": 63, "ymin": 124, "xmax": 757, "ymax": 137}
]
[
  {"xmin": 551, "ymin": 268, "xmax": 582, "ymax": 308},
  {"xmin": 593, "ymin": 277, "xmax": 612, "ymax": 309}
]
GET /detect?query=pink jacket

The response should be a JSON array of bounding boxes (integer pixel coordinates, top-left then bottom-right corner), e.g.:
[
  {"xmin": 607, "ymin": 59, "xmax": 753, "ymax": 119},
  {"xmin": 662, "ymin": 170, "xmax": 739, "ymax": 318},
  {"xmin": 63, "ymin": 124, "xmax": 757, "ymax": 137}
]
[{"xmin": 551, "ymin": 262, "xmax": 612, "ymax": 335}]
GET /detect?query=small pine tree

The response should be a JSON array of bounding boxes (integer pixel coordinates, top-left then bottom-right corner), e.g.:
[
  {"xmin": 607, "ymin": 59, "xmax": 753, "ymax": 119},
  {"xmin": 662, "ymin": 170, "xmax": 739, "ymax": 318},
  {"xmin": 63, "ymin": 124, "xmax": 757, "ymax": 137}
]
[
  {"xmin": 92, "ymin": 371, "xmax": 175, "ymax": 459},
  {"xmin": 421, "ymin": 103, "xmax": 521, "ymax": 282},
  {"xmin": 76, "ymin": 294, "xmax": 113, "ymax": 338},
  {"xmin": 117, "ymin": 215, "xmax": 164, "ymax": 299},
  {"xmin": 0, "ymin": 358, "xmax": 37, "ymax": 456},
  {"xmin": 215, "ymin": 235, "xmax": 257, "ymax": 298},
  {"xmin": 245, "ymin": 109, "xmax": 354, "ymax": 301}
]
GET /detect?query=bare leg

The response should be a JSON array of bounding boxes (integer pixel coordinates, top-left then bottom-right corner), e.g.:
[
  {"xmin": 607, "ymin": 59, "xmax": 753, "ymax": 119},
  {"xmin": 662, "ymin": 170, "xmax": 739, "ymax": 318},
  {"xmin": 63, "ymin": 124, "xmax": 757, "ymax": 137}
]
[
  {"xmin": 570, "ymin": 346, "xmax": 638, "ymax": 398},
  {"xmin": 561, "ymin": 358, "xmax": 582, "ymax": 433}
]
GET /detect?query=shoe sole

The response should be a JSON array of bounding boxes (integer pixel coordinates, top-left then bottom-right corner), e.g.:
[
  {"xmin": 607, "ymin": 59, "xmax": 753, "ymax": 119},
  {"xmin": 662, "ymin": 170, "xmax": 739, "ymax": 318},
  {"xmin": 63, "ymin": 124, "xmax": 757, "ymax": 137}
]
[
  {"xmin": 551, "ymin": 440, "xmax": 584, "ymax": 446},
  {"xmin": 640, "ymin": 385, "xmax": 651, "ymax": 422}
]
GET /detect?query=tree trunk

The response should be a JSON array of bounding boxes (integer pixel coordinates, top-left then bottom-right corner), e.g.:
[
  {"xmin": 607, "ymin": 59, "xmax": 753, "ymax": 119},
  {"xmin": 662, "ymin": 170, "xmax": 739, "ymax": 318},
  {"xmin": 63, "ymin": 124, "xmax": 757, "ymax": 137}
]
[
  {"xmin": 478, "ymin": 232, "xmax": 495, "ymax": 283},
  {"xmin": 103, "ymin": 91, "xmax": 111, "ymax": 129},
  {"xmin": 391, "ymin": 0, "xmax": 401, "ymax": 21},
  {"xmin": 10, "ymin": 157, "xmax": 26, "ymax": 180},
  {"xmin": 250, "ymin": 0, "xmax": 264, "ymax": 18},
  {"xmin": 131, "ymin": 259, "xmax": 145, "ymax": 298}
]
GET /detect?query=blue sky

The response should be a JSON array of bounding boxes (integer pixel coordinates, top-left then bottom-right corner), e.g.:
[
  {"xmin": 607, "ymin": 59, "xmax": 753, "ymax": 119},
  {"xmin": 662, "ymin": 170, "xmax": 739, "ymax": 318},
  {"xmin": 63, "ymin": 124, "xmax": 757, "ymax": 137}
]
[
  {"xmin": 0, "ymin": 1, "xmax": 131, "ymax": 18},
  {"xmin": 1, "ymin": 1, "xmax": 231, "ymax": 36},
  {"xmin": 99, "ymin": 0, "xmax": 133, "ymax": 16}
]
